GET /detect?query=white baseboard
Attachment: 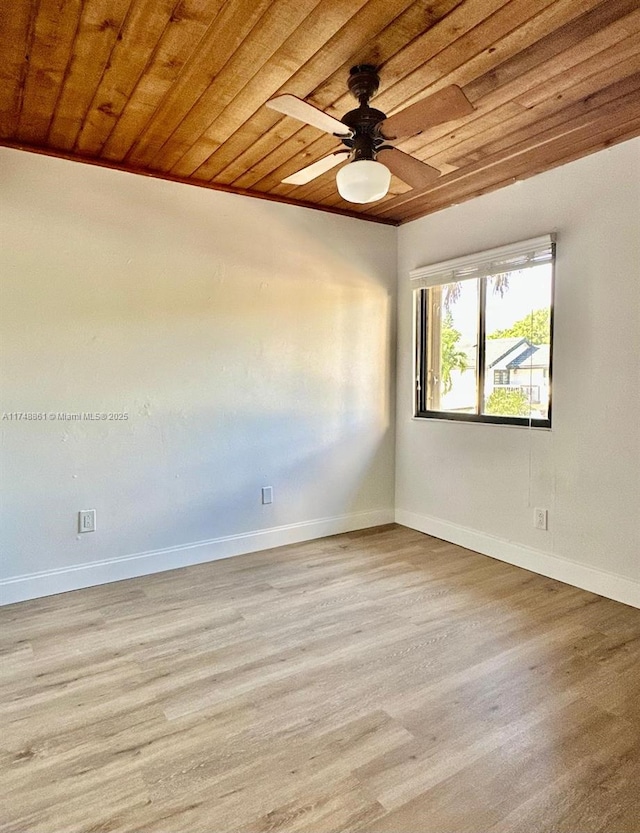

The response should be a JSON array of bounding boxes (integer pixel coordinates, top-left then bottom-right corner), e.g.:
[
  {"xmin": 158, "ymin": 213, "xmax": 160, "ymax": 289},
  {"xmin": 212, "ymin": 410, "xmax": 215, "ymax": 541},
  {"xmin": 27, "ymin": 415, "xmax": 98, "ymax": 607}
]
[
  {"xmin": 395, "ymin": 509, "xmax": 640, "ymax": 610},
  {"xmin": 0, "ymin": 508, "xmax": 394, "ymax": 606}
]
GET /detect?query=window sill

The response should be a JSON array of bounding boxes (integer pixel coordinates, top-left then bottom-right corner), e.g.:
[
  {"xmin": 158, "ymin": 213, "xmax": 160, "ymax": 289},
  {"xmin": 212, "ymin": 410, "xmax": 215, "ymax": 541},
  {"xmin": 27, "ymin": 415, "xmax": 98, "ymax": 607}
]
[{"xmin": 411, "ymin": 413, "xmax": 552, "ymax": 430}]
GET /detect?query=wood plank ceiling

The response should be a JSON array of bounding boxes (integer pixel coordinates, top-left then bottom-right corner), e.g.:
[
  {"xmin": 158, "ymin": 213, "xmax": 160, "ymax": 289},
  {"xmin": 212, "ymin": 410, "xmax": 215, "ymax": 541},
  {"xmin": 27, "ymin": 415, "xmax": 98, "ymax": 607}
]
[{"xmin": 1, "ymin": 0, "xmax": 639, "ymax": 225}]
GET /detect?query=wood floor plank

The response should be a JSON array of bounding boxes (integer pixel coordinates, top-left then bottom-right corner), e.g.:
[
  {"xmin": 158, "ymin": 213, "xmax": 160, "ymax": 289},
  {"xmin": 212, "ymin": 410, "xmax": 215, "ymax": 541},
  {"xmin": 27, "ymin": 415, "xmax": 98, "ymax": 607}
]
[
  {"xmin": 362, "ymin": 700, "xmax": 637, "ymax": 832},
  {"xmin": 1, "ymin": 524, "xmax": 638, "ymax": 832}
]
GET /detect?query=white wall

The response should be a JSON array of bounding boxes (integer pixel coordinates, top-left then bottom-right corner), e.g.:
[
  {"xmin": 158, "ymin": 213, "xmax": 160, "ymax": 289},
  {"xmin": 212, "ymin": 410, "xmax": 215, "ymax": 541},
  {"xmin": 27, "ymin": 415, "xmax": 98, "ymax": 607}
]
[
  {"xmin": 0, "ymin": 148, "xmax": 396, "ymax": 603},
  {"xmin": 3, "ymin": 140, "xmax": 639, "ymax": 609},
  {"xmin": 396, "ymin": 138, "xmax": 640, "ymax": 607}
]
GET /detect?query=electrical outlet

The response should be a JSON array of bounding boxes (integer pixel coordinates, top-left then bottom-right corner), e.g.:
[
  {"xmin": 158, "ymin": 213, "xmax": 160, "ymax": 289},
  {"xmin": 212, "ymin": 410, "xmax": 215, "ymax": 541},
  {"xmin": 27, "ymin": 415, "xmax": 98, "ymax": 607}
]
[
  {"xmin": 261, "ymin": 486, "xmax": 273, "ymax": 505},
  {"xmin": 534, "ymin": 508, "xmax": 548, "ymax": 531},
  {"xmin": 78, "ymin": 509, "xmax": 96, "ymax": 533}
]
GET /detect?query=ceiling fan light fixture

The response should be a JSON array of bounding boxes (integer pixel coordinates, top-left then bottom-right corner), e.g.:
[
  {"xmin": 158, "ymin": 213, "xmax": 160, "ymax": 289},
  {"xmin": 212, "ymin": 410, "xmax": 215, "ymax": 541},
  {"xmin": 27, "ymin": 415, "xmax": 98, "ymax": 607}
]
[{"xmin": 336, "ymin": 160, "xmax": 391, "ymax": 204}]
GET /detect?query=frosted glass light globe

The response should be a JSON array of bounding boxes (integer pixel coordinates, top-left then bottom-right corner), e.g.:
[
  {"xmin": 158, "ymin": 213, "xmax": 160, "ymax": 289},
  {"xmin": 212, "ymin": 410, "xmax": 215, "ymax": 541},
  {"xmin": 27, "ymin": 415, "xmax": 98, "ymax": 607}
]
[{"xmin": 336, "ymin": 160, "xmax": 391, "ymax": 204}]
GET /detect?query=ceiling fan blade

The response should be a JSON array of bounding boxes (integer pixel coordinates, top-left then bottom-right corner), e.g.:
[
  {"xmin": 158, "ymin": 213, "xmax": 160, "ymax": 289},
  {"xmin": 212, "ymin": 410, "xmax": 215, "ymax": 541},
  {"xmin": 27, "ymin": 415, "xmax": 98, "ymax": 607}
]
[
  {"xmin": 282, "ymin": 151, "xmax": 349, "ymax": 185},
  {"xmin": 377, "ymin": 148, "xmax": 440, "ymax": 189},
  {"xmin": 379, "ymin": 85, "xmax": 474, "ymax": 140},
  {"xmin": 266, "ymin": 94, "xmax": 349, "ymax": 135}
]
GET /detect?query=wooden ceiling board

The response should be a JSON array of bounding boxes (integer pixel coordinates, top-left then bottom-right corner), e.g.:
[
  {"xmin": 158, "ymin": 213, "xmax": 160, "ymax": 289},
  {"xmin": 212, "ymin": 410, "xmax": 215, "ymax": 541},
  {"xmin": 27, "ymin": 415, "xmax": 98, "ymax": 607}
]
[
  {"xmin": 375, "ymin": 84, "xmax": 640, "ymax": 221},
  {"xmin": 166, "ymin": 0, "xmax": 373, "ymax": 178},
  {"xmin": 46, "ymin": 0, "xmax": 132, "ymax": 150},
  {"xmin": 150, "ymin": 0, "xmax": 328, "ymax": 174},
  {"xmin": 15, "ymin": 0, "xmax": 83, "ymax": 145},
  {"xmin": 248, "ymin": 0, "xmax": 521, "ymax": 195},
  {"xmin": 288, "ymin": 0, "xmax": 612, "ymax": 202},
  {"xmin": 374, "ymin": 0, "xmax": 633, "ymax": 168},
  {"xmin": 334, "ymin": 0, "xmax": 640, "ymax": 217},
  {"xmin": 258, "ymin": 0, "xmax": 603, "ymax": 202},
  {"xmin": 462, "ymin": 0, "xmax": 640, "ymax": 100},
  {"xmin": 447, "ymin": 64, "xmax": 640, "ymax": 170},
  {"xmin": 101, "ymin": 0, "xmax": 229, "ymax": 161},
  {"xmin": 202, "ymin": 0, "xmax": 462, "ymax": 190},
  {"xmin": 394, "ymin": 22, "xmax": 640, "ymax": 174},
  {"xmin": 397, "ymin": 116, "xmax": 640, "ymax": 222},
  {"xmin": 124, "ymin": 0, "xmax": 274, "ymax": 167},
  {"xmin": 182, "ymin": 0, "xmax": 428, "ymax": 185},
  {"xmin": 2, "ymin": 0, "xmax": 639, "ymax": 225},
  {"xmin": 188, "ymin": 0, "xmax": 439, "ymax": 184},
  {"xmin": 361, "ymin": 8, "xmax": 640, "ymax": 216},
  {"xmin": 348, "ymin": 5, "xmax": 640, "ymax": 210},
  {"xmin": 0, "ymin": 0, "xmax": 37, "ymax": 137},
  {"xmin": 392, "ymin": 115, "xmax": 640, "ymax": 222},
  {"xmin": 74, "ymin": 0, "xmax": 182, "ymax": 156}
]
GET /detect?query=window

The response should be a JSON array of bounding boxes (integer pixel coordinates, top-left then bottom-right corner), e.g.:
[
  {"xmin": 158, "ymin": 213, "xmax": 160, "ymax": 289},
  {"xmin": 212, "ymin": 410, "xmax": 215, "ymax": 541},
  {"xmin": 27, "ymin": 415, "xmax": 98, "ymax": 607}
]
[{"xmin": 413, "ymin": 235, "xmax": 555, "ymax": 427}]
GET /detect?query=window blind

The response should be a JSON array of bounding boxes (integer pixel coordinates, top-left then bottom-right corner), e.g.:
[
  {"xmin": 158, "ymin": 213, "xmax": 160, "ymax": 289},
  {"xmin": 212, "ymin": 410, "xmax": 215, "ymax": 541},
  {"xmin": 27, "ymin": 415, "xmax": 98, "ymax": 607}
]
[{"xmin": 409, "ymin": 234, "xmax": 556, "ymax": 289}]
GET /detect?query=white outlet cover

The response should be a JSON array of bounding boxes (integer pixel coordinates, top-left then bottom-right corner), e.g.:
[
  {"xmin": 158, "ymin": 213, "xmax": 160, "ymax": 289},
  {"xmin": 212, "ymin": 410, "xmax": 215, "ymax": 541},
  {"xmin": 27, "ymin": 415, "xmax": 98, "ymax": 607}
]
[
  {"xmin": 534, "ymin": 508, "xmax": 548, "ymax": 530},
  {"xmin": 78, "ymin": 509, "xmax": 96, "ymax": 533}
]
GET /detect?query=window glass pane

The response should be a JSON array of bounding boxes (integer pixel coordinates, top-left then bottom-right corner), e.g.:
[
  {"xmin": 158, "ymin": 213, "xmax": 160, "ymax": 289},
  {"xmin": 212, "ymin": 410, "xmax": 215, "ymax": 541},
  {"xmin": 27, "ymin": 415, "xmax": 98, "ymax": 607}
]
[
  {"xmin": 426, "ymin": 281, "xmax": 479, "ymax": 414},
  {"xmin": 482, "ymin": 264, "xmax": 553, "ymax": 420}
]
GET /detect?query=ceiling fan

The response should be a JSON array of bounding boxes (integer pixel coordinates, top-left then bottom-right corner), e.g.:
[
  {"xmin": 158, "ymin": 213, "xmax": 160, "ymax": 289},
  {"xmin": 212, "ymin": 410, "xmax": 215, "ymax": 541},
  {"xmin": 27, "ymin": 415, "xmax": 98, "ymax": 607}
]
[{"xmin": 266, "ymin": 65, "xmax": 474, "ymax": 204}]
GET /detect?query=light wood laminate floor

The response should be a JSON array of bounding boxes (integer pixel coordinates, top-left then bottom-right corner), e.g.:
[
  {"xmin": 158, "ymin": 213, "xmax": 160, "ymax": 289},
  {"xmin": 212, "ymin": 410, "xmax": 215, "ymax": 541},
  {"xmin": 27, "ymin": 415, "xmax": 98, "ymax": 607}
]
[{"xmin": 1, "ymin": 525, "xmax": 639, "ymax": 833}]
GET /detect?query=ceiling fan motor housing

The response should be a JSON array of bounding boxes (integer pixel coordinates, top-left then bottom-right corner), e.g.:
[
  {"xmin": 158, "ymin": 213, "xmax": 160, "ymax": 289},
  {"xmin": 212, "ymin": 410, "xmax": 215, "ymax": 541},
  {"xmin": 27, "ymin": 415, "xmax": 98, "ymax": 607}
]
[
  {"xmin": 347, "ymin": 65, "xmax": 380, "ymax": 104},
  {"xmin": 341, "ymin": 65, "xmax": 387, "ymax": 162}
]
